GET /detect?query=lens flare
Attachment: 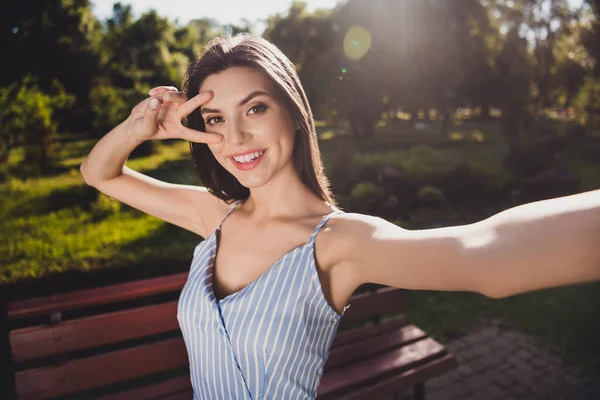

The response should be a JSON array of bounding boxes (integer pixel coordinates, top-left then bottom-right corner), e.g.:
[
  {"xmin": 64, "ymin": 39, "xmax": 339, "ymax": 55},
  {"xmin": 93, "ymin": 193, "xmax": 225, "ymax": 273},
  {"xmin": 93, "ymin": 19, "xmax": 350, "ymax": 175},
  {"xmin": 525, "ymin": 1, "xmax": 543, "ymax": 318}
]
[{"xmin": 343, "ymin": 26, "xmax": 372, "ymax": 60}]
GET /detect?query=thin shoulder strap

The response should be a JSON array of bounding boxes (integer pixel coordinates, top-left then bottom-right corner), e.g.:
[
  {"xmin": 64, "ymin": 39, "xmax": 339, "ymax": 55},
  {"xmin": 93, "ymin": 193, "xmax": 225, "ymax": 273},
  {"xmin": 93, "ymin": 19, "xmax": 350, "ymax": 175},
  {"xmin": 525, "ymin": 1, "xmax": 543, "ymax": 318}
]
[
  {"xmin": 308, "ymin": 208, "xmax": 344, "ymax": 245},
  {"xmin": 216, "ymin": 199, "xmax": 243, "ymax": 230}
]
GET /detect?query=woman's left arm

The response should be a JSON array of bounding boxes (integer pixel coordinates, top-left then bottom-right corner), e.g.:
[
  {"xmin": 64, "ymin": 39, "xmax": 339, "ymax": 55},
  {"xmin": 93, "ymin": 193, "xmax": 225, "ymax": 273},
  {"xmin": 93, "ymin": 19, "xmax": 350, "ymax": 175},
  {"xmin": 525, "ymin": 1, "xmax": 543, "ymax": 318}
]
[{"xmin": 341, "ymin": 189, "xmax": 600, "ymax": 298}]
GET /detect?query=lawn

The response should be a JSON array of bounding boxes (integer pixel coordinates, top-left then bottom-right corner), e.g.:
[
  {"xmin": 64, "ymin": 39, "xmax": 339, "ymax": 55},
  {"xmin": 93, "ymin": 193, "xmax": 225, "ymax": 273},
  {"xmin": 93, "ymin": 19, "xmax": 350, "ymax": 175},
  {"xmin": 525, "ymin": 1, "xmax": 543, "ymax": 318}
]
[{"xmin": 0, "ymin": 137, "xmax": 201, "ymax": 285}]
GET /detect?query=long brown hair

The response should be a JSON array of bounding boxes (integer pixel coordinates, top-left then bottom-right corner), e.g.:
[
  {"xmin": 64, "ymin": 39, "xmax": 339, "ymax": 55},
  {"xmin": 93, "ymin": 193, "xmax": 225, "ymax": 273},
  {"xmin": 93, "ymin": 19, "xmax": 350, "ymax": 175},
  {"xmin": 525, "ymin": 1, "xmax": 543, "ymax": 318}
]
[{"xmin": 182, "ymin": 33, "xmax": 337, "ymax": 207}]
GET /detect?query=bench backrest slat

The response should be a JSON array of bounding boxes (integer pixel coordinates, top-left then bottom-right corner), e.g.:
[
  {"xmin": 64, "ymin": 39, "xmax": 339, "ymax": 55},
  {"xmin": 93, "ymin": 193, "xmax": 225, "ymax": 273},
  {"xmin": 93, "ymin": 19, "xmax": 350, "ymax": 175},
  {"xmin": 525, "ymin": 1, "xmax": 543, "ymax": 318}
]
[
  {"xmin": 14, "ymin": 338, "xmax": 188, "ymax": 399},
  {"xmin": 8, "ymin": 273, "xmax": 187, "ymax": 319},
  {"xmin": 10, "ymin": 301, "xmax": 179, "ymax": 362},
  {"xmin": 332, "ymin": 315, "xmax": 406, "ymax": 348},
  {"xmin": 338, "ymin": 286, "xmax": 404, "ymax": 326}
]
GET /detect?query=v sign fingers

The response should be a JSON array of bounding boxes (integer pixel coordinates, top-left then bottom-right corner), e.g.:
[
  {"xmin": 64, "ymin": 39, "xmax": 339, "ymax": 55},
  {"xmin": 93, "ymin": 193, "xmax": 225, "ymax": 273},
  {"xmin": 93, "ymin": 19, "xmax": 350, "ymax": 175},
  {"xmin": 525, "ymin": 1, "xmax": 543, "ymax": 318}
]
[{"xmin": 178, "ymin": 91, "xmax": 214, "ymax": 118}]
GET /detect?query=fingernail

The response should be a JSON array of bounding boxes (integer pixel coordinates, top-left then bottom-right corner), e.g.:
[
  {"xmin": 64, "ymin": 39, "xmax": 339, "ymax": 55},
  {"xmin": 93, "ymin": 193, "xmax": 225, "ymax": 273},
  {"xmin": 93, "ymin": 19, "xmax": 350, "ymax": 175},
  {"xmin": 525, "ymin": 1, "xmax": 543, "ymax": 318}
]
[
  {"xmin": 150, "ymin": 98, "xmax": 159, "ymax": 109},
  {"xmin": 149, "ymin": 88, "xmax": 157, "ymax": 96}
]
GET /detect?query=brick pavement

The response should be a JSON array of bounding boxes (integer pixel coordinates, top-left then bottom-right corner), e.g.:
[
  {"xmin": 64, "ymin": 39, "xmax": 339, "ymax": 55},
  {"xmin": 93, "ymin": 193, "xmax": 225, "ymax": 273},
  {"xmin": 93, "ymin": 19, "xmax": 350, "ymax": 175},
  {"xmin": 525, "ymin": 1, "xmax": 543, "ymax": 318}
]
[{"xmin": 390, "ymin": 324, "xmax": 600, "ymax": 400}]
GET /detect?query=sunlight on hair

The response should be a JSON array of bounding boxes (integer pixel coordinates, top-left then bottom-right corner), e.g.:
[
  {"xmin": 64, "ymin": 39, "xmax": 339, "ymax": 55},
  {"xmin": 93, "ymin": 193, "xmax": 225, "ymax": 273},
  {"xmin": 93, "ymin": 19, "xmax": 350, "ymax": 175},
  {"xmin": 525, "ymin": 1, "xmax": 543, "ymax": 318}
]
[{"xmin": 343, "ymin": 26, "xmax": 372, "ymax": 60}]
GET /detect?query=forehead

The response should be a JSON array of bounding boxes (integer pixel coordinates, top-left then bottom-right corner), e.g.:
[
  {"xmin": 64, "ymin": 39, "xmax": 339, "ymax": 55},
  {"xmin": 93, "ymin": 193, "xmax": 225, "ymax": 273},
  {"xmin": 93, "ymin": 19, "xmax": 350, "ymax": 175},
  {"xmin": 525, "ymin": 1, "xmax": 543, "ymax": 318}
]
[{"xmin": 199, "ymin": 66, "xmax": 276, "ymax": 101}]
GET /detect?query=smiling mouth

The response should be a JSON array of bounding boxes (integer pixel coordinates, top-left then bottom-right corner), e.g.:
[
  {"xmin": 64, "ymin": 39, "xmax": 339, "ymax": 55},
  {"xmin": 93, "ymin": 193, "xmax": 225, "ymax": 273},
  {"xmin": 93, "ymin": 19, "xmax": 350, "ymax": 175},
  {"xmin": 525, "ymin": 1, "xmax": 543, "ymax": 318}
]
[{"xmin": 230, "ymin": 149, "xmax": 267, "ymax": 170}]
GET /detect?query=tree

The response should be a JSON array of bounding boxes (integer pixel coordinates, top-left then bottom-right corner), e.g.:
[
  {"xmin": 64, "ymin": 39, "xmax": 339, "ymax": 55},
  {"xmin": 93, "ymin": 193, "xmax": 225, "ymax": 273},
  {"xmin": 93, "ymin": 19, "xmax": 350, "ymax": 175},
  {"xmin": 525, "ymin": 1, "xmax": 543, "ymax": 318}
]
[
  {"xmin": 0, "ymin": 0, "xmax": 103, "ymax": 132},
  {"xmin": 264, "ymin": 2, "xmax": 340, "ymax": 121},
  {"xmin": 0, "ymin": 76, "xmax": 74, "ymax": 171}
]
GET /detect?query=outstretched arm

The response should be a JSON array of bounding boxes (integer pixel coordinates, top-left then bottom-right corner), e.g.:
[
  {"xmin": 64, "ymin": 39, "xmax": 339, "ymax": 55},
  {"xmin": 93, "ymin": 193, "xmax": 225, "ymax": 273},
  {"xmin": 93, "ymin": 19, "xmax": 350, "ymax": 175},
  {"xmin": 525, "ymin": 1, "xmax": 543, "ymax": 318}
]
[{"xmin": 340, "ymin": 189, "xmax": 600, "ymax": 298}]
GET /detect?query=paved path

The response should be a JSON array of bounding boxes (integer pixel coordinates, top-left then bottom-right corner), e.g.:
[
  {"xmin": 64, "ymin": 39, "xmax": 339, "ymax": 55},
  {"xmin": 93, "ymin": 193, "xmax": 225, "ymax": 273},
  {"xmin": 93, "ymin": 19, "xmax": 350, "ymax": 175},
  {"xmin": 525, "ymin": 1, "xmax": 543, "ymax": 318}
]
[{"xmin": 394, "ymin": 324, "xmax": 600, "ymax": 400}]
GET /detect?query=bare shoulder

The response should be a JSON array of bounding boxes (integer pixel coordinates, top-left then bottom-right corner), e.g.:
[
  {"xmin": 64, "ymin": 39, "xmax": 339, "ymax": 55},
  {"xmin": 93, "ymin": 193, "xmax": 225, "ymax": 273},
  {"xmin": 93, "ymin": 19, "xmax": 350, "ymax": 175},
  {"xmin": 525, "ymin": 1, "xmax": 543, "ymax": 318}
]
[
  {"xmin": 324, "ymin": 211, "xmax": 488, "ymax": 293},
  {"xmin": 311, "ymin": 212, "xmax": 407, "ymax": 297},
  {"xmin": 325, "ymin": 212, "xmax": 405, "ymax": 244},
  {"xmin": 318, "ymin": 212, "xmax": 404, "ymax": 269}
]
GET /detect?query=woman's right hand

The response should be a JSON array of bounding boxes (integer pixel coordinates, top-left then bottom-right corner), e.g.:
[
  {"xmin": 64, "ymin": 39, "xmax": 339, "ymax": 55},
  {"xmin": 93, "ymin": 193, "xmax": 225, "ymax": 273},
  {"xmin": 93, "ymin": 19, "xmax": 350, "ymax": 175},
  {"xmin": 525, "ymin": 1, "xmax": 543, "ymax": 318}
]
[{"xmin": 126, "ymin": 86, "xmax": 223, "ymax": 144}]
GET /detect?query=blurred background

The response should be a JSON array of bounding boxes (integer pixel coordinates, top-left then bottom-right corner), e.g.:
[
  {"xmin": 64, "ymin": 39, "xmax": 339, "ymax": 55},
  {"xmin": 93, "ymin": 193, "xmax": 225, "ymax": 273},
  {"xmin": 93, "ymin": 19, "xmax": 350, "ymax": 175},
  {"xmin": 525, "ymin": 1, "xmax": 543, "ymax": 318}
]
[{"xmin": 1, "ymin": 0, "xmax": 600, "ymax": 390}]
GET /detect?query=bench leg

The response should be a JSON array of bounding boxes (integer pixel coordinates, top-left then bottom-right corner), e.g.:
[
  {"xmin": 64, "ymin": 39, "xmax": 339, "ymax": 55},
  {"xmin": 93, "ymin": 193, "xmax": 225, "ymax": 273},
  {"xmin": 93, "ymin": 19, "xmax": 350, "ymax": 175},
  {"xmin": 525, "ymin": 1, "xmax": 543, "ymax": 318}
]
[{"xmin": 414, "ymin": 382, "xmax": 425, "ymax": 400}]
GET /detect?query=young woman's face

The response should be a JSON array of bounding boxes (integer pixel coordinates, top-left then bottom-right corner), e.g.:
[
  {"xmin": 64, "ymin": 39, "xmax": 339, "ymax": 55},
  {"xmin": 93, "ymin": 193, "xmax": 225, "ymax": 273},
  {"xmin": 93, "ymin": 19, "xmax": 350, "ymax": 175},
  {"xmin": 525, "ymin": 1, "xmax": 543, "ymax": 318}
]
[{"xmin": 199, "ymin": 66, "xmax": 299, "ymax": 188}]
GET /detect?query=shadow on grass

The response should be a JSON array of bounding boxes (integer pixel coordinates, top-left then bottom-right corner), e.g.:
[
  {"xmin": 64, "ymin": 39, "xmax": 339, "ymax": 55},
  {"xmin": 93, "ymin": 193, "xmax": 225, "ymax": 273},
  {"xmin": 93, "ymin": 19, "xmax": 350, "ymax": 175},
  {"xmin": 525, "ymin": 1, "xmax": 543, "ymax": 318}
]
[
  {"xmin": 0, "ymin": 162, "xmax": 74, "ymax": 183},
  {"xmin": 140, "ymin": 157, "xmax": 199, "ymax": 185},
  {"xmin": 8, "ymin": 184, "xmax": 99, "ymax": 218},
  {"xmin": 4, "ymin": 245, "xmax": 194, "ymax": 303},
  {"xmin": 120, "ymin": 218, "xmax": 202, "ymax": 254},
  {"xmin": 5, "ymin": 152, "xmax": 200, "ymax": 220}
]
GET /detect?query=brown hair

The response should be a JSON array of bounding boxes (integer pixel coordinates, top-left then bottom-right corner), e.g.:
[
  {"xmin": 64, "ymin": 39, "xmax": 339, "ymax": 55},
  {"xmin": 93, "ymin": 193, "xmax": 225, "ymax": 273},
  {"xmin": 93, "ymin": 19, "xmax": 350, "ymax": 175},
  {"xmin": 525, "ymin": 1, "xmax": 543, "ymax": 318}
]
[{"xmin": 182, "ymin": 33, "xmax": 337, "ymax": 207}]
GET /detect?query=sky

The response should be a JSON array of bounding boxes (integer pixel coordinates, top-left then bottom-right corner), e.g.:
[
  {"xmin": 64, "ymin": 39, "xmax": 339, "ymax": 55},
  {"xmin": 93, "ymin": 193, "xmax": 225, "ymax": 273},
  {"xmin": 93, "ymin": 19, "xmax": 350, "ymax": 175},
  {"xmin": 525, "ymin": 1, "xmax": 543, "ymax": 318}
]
[
  {"xmin": 90, "ymin": 0, "xmax": 587, "ymax": 37},
  {"xmin": 91, "ymin": 0, "xmax": 341, "ymax": 34}
]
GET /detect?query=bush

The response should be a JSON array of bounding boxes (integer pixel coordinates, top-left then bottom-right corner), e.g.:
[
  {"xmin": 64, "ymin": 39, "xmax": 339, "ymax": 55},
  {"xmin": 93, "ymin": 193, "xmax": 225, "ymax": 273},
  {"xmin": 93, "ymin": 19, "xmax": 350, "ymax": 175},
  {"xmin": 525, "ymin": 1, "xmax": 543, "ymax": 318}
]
[
  {"xmin": 348, "ymin": 181, "xmax": 386, "ymax": 214},
  {"xmin": 354, "ymin": 145, "xmax": 459, "ymax": 181},
  {"xmin": 321, "ymin": 139, "xmax": 367, "ymax": 194},
  {"xmin": 90, "ymin": 81, "xmax": 151, "ymax": 136},
  {"xmin": 0, "ymin": 76, "xmax": 74, "ymax": 171},
  {"xmin": 416, "ymin": 185, "xmax": 446, "ymax": 205},
  {"xmin": 408, "ymin": 205, "xmax": 460, "ymax": 229},
  {"xmin": 90, "ymin": 81, "xmax": 156, "ymax": 157},
  {"xmin": 572, "ymin": 76, "xmax": 600, "ymax": 136}
]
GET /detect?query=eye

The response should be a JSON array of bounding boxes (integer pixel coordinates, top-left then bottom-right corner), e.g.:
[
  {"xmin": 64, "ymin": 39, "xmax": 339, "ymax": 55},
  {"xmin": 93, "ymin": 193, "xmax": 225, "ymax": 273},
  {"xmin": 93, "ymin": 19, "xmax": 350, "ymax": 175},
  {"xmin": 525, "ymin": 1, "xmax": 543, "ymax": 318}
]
[
  {"xmin": 248, "ymin": 104, "xmax": 268, "ymax": 115},
  {"xmin": 205, "ymin": 116, "xmax": 223, "ymax": 126}
]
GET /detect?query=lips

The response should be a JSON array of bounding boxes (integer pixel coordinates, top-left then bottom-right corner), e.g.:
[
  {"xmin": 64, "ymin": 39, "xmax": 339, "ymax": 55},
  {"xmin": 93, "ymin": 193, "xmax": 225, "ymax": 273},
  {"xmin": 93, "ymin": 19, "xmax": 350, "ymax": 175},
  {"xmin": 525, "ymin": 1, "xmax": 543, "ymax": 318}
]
[{"xmin": 230, "ymin": 149, "xmax": 267, "ymax": 171}]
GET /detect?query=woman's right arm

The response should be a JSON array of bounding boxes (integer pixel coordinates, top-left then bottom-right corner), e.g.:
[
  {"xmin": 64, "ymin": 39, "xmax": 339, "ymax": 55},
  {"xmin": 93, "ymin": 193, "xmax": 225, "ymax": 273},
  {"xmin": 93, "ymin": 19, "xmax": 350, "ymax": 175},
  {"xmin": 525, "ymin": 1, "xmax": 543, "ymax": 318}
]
[{"xmin": 79, "ymin": 88, "xmax": 226, "ymax": 238}]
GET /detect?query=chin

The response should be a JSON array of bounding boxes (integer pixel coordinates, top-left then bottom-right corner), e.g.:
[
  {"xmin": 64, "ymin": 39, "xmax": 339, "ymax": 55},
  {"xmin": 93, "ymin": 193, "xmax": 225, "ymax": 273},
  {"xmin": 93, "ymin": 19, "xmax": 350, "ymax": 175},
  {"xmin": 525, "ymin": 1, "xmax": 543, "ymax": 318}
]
[{"xmin": 237, "ymin": 174, "xmax": 271, "ymax": 189}]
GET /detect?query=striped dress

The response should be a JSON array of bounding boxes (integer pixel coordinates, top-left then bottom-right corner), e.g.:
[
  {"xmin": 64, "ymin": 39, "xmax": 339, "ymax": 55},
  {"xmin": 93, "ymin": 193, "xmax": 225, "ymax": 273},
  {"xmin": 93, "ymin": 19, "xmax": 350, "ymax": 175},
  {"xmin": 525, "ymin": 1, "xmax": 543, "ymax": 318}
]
[{"xmin": 177, "ymin": 200, "xmax": 351, "ymax": 400}]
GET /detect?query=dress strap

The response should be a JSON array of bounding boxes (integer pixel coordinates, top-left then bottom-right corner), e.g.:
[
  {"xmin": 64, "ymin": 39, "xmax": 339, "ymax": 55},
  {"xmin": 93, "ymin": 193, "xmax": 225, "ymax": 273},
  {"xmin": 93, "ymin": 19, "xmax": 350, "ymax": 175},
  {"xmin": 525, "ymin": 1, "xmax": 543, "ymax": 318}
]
[
  {"xmin": 216, "ymin": 199, "xmax": 243, "ymax": 230},
  {"xmin": 308, "ymin": 208, "xmax": 344, "ymax": 245}
]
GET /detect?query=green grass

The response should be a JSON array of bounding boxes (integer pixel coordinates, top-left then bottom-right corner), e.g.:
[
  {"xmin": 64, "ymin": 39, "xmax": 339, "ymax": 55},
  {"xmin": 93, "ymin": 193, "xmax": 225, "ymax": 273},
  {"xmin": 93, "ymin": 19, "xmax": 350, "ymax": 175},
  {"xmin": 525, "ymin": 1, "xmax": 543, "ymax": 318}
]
[{"xmin": 0, "ymin": 138, "xmax": 201, "ymax": 284}]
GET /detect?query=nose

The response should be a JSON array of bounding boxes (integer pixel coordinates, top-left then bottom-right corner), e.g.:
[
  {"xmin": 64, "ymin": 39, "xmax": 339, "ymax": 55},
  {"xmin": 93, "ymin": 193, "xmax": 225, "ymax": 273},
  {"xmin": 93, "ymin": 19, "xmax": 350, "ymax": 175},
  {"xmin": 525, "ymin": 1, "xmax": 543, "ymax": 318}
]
[{"xmin": 224, "ymin": 119, "xmax": 249, "ymax": 146}]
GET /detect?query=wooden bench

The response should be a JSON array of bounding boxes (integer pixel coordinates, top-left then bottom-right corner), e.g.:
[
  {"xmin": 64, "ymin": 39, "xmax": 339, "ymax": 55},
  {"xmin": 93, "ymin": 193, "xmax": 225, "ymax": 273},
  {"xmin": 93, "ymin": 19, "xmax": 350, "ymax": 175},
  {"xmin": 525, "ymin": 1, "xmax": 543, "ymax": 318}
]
[{"xmin": 6, "ymin": 272, "xmax": 457, "ymax": 399}]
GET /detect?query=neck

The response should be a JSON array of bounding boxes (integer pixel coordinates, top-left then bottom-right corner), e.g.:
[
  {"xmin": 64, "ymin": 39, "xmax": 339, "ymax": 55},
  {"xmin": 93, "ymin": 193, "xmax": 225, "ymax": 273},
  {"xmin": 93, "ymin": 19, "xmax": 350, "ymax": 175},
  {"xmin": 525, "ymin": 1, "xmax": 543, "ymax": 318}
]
[{"xmin": 239, "ymin": 163, "xmax": 330, "ymax": 221}]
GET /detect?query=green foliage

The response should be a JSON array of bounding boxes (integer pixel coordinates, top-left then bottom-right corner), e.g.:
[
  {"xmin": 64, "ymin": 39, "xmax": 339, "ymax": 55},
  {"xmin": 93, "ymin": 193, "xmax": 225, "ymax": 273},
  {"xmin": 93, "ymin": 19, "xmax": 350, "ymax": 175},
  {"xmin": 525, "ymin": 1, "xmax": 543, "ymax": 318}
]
[
  {"xmin": 355, "ymin": 145, "xmax": 460, "ymax": 180},
  {"xmin": 408, "ymin": 204, "xmax": 460, "ymax": 228},
  {"xmin": 0, "ymin": 76, "xmax": 74, "ymax": 171},
  {"xmin": 350, "ymin": 181, "xmax": 385, "ymax": 198},
  {"xmin": 1, "ymin": 0, "xmax": 103, "ymax": 132},
  {"xmin": 572, "ymin": 76, "xmax": 600, "ymax": 135},
  {"xmin": 89, "ymin": 81, "xmax": 149, "ymax": 135},
  {"xmin": 348, "ymin": 181, "xmax": 386, "ymax": 213},
  {"xmin": 416, "ymin": 185, "xmax": 446, "ymax": 204},
  {"xmin": 264, "ymin": 2, "xmax": 338, "ymax": 121},
  {"xmin": 101, "ymin": 7, "xmax": 194, "ymax": 88}
]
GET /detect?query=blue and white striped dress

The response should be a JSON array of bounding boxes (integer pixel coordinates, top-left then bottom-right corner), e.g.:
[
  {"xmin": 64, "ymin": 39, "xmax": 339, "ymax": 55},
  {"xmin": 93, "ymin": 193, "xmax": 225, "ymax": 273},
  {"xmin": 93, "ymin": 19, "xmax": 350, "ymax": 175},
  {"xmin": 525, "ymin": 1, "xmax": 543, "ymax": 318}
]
[{"xmin": 177, "ymin": 199, "xmax": 351, "ymax": 399}]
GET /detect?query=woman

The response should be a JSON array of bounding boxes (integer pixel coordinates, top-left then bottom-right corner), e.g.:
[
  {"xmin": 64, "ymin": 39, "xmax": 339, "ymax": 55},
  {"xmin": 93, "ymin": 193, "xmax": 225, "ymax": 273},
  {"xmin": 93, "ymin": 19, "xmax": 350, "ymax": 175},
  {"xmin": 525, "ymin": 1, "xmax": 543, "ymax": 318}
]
[{"xmin": 80, "ymin": 33, "xmax": 600, "ymax": 399}]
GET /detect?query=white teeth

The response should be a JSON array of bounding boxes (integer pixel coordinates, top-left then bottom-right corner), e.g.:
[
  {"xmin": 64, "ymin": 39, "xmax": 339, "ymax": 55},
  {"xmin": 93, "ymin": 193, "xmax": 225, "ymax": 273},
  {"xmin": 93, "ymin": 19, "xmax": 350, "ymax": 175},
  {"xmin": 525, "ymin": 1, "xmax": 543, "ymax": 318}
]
[{"xmin": 233, "ymin": 150, "xmax": 263, "ymax": 163}]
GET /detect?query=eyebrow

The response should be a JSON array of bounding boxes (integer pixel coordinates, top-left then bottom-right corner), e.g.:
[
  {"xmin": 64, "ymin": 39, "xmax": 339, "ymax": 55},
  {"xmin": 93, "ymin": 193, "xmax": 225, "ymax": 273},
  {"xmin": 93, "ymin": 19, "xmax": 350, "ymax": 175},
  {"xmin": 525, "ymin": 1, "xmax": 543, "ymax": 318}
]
[{"xmin": 200, "ymin": 90, "xmax": 270, "ymax": 115}]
